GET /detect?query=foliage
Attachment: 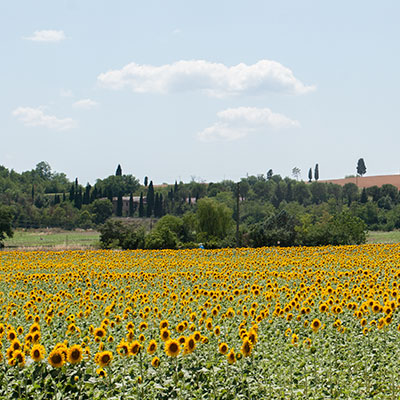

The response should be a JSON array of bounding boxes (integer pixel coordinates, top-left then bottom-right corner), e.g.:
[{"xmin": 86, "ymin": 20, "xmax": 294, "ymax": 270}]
[
  {"xmin": 196, "ymin": 198, "xmax": 234, "ymax": 241},
  {"xmin": 249, "ymin": 210, "xmax": 297, "ymax": 247},
  {"xmin": 89, "ymin": 199, "xmax": 113, "ymax": 225},
  {"xmin": 0, "ymin": 205, "xmax": 14, "ymax": 247}
]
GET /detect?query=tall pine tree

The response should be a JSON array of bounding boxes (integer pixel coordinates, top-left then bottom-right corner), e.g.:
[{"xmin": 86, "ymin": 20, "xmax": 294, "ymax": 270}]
[
  {"xmin": 146, "ymin": 181, "xmax": 155, "ymax": 217},
  {"xmin": 314, "ymin": 164, "xmax": 319, "ymax": 181},
  {"xmin": 116, "ymin": 193, "xmax": 123, "ymax": 217},
  {"xmin": 357, "ymin": 158, "xmax": 367, "ymax": 176},
  {"xmin": 83, "ymin": 183, "xmax": 91, "ymax": 205},
  {"xmin": 139, "ymin": 192, "xmax": 144, "ymax": 217},
  {"xmin": 116, "ymin": 164, "xmax": 122, "ymax": 176},
  {"xmin": 129, "ymin": 193, "xmax": 134, "ymax": 217}
]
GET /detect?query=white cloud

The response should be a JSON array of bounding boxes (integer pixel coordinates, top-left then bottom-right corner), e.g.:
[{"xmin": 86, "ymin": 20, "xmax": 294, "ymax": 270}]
[
  {"xmin": 197, "ymin": 107, "xmax": 300, "ymax": 142},
  {"xmin": 97, "ymin": 60, "xmax": 315, "ymax": 97},
  {"xmin": 24, "ymin": 30, "xmax": 66, "ymax": 42},
  {"xmin": 73, "ymin": 99, "xmax": 98, "ymax": 109},
  {"xmin": 12, "ymin": 107, "xmax": 76, "ymax": 131}
]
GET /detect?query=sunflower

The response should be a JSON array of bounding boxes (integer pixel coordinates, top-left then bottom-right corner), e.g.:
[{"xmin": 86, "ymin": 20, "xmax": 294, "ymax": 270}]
[
  {"xmin": 193, "ymin": 331, "xmax": 202, "ymax": 342},
  {"xmin": 67, "ymin": 344, "xmax": 83, "ymax": 364},
  {"xmin": 205, "ymin": 319, "xmax": 213, "ymax": 331},
  {"xmin": 151, "ymin": 356, "xmax": 160, "ymax": 368},
  {"xmin": 32, "ymin": 331, "xmax": 41, "ymax": 343},
  {"xmin": 184, "ymin": 336, "xmax": 196, "ymax": 355},
  {"xmin": 311, "ymin": 318, "xmax": 321, "ymax": 333},
  {"xmin": 139, "ymin": 322, "xmax": 148, "ymax": 331},
  {"xmin": 214, "ymin": 326, "xmax": 221, "ymax": 336},
  {"xmin": 227, "ymin": 349, "xmax": 236, "ymax": 364},
  {"xmin": 160, "ymin": 328, "xmax": 170, "ymax": 342},
  {"xmin": 7, "ymin": 330, "xmax": 17, "ymax": 342},
  {"xmin": 178, "ymin": 336, "xmax": 186, "ymax": 346},
  {"xmin": 11, "ymin": 350, "xmax": 26, "ymax": 367},
  {"xmin": 165, "ymin": 339, "xmax": 180, "ymax": 358},
  {"xmin": 96, "ymin": 351, "xmax": 113, "ymax": 367},
  {"xmin": 96, "ymin": 368, "xmax": 107, "ymax": 378},
  {"xmin": 219, "ymin": 342, "xmax": 229, "ymax": 355},
  {"xmin": 159, "ymin": 320, "xmax": 169, "ymax": 330},
  {"xmin": 248, "ymin": 329, "xmax": 258, "ymax": 345},
  {"xmin": 147, "ymin": 340, "xmax": 157, "ymax": 355},
  {"xmin": 241, "ymin": 339, "xmax": 252, "ymax": 357},
  {"xmin": 11, "ymin": 339, "xmax": 22, "ymax": 351},
  {"xmin": 94, "ymin": 327, "xmax": 106, "ymax": 340},
  {"xmin": 117, "ymin": 341, "xmax": 130, "ymax": 357},
  {"xmin": 48, "ymin": 348, "xmax": 66, "ymax": 368},
  {"xmin": 31, "ymin": 344, "xmax": 46, "ymax": 362},
  {"xmin": 129, "ymin": 340, "xmax": 141, "ymax": 356},
  {"xmin": 176, "ymin": 322, "xmax": 185, "ymax": 333},
  {"xmin": 291, "ymin": 333, "xmax": 299, "ymax": 346}
]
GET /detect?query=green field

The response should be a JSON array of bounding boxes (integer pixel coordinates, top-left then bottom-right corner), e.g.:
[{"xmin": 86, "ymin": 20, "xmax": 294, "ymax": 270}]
[
  {"xmin": 367, "ymin": 230, "xmax": 400, "ymax": 244},
  {"xmin": 3, "ymin": 229, "xmax": 100, "ymax": 250},
  {"xmin": 3, "ymin": 229, "xmax": 400, "ymax": 250}
]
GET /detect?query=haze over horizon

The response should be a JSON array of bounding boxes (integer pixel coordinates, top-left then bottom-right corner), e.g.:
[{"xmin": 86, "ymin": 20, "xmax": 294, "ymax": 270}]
[{"xmin": 2, "ymin": 1, "xmax": 400, "ymax": 185}]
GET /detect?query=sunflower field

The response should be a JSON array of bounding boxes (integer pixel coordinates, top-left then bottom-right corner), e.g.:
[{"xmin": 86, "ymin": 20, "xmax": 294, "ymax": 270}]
[{"xmin": 1, "ymin": 245, "xmax": 400, "ymax": 399}]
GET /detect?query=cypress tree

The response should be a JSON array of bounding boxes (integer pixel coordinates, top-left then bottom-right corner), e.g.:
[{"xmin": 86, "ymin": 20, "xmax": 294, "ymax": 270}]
[
  {"xmin": 159, "ymin": 193, "xmax": 164, "ymax": 216},
  {"xmin": 83, "ymin": 183, "xmax": 91, "ymax": 205},
  {"xmin": 267, "ymin": 169, "xmax": 273, "ymax": 180},
  {"xmin": 314, "ymin": 164, "xmax": 319, "ymax": 181},
  {"xmin": 129, "ymin": 192, "xmax": 134, "ymax": 217},
  {"xmin": 139, "ymin": 192, "xmax": 144, "ymax": 217},
  {"xmin": 116, "ymin": 164, "xmax": 122, "ymax": 176},
  {"xmin": 69, "ymin": 184, "xmax": 75, "ymax": 202},
  {"xmin": 146, "ymin": 181, "xmax": 155, "ymax": 217},
  {"xmin": 360, "ymin": 187, "xmax": 368, "ymax": 203},
  {"xmin": 308, "ymin": 168, "xmax": 312, "ymax": 183},
  {"xmin": 357, "ymin": 158, "xmax": 367, "ymax": 176},
  {"xmin": 144, "ymin": 176, "xmax": 148, "ymax": 187},
  {"xmin": 74, "ymin": 188, "xmax": 82, "ymax": 209},
  {"xmin": 117, "ymin": 193, "xmax": 123, "ymax": 217},
  {"xmin": 154, "ymin": 193, "xmax": 160, "ymax": 217},
  {"xmin": 90, "ymin": 186, "xmax": 98, "ymax": 203}
]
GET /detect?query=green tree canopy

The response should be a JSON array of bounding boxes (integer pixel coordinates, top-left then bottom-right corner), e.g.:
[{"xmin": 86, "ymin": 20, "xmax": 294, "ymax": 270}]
[
  {"xmin": 0, "ymin": 205, "xmax": 14, "ymax": 247},
  {"xmin": 196, "ymin": 198, "xmax": 234, "ymax": 241}
]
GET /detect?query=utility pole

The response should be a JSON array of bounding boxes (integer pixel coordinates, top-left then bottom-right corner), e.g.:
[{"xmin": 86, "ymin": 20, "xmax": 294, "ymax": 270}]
[{"xmin": 236, "ymin": 182, "xmax": 240, "ymax": 247}]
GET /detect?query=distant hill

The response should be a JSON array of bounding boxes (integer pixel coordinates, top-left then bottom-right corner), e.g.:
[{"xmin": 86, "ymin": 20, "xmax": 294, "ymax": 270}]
[{"xmin": 319, "ymin": 174, "xmax": 400, "ymax": 190}]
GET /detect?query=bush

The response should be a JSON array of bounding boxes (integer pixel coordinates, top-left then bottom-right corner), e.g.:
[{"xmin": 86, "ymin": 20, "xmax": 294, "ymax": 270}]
[{"xmin": 145, "ymin": 226, "xmax": 178, "ymax": 250}]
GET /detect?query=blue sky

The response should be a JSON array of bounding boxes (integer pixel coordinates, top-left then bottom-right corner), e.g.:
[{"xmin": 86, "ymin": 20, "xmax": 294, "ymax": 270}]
[{"xmin": 2, "ymin": 1, "xmax": 400, "ymax": 185}]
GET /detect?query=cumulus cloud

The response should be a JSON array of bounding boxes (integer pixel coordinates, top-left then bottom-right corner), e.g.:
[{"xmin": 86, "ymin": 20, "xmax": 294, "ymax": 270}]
[
  {"xmin": 24, "ymin": 30, "xmax": 66, "ymax": 42},
  {"xmin": 97, "ymin": 60, "xmax": 315, "ymax": 97},
  {"xmin": 197, "ymin": 107, "xmax": 300, "ymax": 142},
  {"xmin": 73, "ymin": 99, "xmax": 98, "ymax": 109},
  {"xmin": 12, "ymin": 107, "xmax": 76, "ymax": 131}
]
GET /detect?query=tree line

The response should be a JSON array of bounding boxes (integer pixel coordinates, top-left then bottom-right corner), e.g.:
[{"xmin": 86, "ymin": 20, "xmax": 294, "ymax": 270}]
[{"xmin": 0, "ymin": 159, "xmax": 396, "ymax": 248}]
